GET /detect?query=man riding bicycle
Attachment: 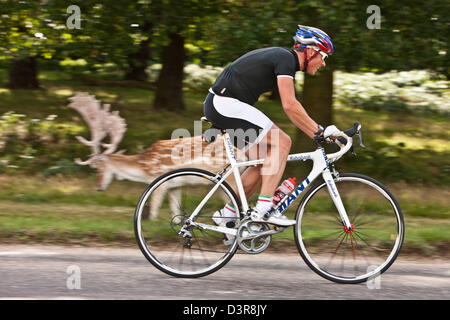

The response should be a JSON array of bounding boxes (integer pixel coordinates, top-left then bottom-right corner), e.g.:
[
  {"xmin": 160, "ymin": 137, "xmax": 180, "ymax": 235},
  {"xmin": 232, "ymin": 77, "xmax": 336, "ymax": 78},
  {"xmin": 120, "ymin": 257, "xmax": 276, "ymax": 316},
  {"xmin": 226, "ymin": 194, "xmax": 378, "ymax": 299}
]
[{"xmin": 204, "ymin": 25, "xmax": 337, "ymax": 228}]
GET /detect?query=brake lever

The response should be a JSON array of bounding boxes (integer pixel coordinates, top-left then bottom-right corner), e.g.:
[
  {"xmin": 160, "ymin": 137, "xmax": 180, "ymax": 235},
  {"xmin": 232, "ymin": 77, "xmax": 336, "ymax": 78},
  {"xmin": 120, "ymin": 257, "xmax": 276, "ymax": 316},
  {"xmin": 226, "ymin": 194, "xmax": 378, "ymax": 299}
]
[
  {"xmin": 358, "ymin": 130, "xmax": 366, "ymax": 148},
  {"xmin": 350, "ymin": 130, "xmax": 366, "ymax": 156},
  {"xmin": 337, "ymin": 122, "xmax": 366, "ymax": 156}
]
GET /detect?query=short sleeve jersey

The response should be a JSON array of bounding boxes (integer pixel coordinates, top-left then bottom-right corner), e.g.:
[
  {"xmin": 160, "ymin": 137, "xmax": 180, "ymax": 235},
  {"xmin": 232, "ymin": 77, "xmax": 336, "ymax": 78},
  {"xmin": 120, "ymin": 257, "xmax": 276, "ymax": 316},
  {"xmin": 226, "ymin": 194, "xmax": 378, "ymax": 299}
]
[{"xmin": 211, "ymin": 47, "xmax": 300, "ymax": 106}]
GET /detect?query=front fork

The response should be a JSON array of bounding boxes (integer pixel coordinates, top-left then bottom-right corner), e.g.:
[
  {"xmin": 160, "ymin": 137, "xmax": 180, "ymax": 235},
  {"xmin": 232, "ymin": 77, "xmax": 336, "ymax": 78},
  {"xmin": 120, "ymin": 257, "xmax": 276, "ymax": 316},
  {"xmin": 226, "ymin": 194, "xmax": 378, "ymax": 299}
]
[{"xmin": 322, "ymin": 169, "xmax": 353, "ymax": 231}]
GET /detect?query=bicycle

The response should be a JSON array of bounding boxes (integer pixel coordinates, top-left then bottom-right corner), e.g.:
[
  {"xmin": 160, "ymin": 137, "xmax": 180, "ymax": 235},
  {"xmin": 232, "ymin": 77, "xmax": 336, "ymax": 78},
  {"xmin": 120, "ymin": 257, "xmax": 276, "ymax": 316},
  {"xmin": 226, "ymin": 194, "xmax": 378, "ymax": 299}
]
[{"xmin": 134, "ymin": 118, "xmax": 404, "ymax": 284}]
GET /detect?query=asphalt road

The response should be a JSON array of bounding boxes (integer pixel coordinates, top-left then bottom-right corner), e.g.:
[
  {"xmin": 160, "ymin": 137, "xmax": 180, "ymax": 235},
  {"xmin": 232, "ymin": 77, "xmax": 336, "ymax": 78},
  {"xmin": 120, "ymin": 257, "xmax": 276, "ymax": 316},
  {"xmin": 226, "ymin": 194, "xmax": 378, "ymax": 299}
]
[{"xmin": 0, "ymin": 244, "xmax": 449, "ymax": 300}]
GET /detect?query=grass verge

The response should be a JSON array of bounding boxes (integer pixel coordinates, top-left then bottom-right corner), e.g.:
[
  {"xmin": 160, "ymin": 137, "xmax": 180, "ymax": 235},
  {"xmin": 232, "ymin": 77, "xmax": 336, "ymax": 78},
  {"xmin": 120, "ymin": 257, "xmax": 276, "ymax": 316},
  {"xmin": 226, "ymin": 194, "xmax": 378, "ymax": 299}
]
[{"xmin": 0, "ymin": 175, "xmax": 448, "ymax": 257}]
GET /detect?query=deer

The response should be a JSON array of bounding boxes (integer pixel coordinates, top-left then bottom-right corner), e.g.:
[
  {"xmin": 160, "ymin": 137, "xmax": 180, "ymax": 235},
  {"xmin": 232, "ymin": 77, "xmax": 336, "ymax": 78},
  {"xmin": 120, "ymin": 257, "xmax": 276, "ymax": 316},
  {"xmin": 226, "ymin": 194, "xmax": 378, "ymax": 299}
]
[{"xmin": 68, "ymin": 92, "xmax": 244, "ymax": 220}]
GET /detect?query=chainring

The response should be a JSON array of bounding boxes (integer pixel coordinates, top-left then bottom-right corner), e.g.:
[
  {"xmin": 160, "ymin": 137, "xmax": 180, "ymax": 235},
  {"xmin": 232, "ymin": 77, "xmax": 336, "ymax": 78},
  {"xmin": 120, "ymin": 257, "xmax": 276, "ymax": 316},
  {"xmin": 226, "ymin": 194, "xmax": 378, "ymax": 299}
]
[{"xmin": 237, "ymin": 218, "xmax": 272, "ymax": 254}]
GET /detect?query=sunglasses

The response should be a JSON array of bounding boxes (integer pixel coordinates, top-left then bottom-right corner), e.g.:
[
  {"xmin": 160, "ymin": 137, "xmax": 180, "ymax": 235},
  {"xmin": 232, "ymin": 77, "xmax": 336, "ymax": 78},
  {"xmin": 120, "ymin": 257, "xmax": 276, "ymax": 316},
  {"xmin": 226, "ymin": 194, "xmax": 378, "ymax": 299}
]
[
  {"xmin": 319, "ymin": 51, "xmax": 328, "ymax": 61},
  {"xmin": 310, "ymin": 49, "xmax": 328, "ymax": 62}
]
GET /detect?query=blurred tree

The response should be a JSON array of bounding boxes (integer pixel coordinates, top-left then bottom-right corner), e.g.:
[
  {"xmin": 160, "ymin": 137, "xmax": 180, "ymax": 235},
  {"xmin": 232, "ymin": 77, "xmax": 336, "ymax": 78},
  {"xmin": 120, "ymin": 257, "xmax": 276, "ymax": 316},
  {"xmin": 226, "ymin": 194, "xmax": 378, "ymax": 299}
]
[
  {"xmin": 60, "ymin": 0, "xmax": 157, "ymax": 81},
  {"xmin": 153, "ymin": 28, "xmax": 186, "ymax": 110},
  {"xmin": 1, "ymin": 0, "xmax": 446, "ymax": 116},
  {"xmin": 200, "ymin": 0, "xmax": 294, "ymax": 102},
  {"xmin": 124, "ymin": 20, "xmax": 153, "ymax": 81},
  {"xmin": 198, "ymin": 0, "xmax": 447, "ymax": 153},
  {"xmin": 286, "ymin": 0, "xmax": 449, "ymax": 150},
  {"xmin": 84, "ymin": 0, "xmax": 159, "ymax": 82},
  {"xmin": 153, "ymin": 0, "xmax": 222, "ymax": 111},
  {"xmin": 0, "ymin": 0, "xmax": 66, "ymax": 88}
]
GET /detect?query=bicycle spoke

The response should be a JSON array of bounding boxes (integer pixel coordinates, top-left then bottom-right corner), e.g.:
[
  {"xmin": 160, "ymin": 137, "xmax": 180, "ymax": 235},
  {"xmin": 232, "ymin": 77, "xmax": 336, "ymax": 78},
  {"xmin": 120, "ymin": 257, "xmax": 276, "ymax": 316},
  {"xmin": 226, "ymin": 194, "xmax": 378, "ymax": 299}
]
[
  {"xmin": 340, "ymin": 233, "xmax": 348, "ymax": 273},
  {"xmin": 354, "ymin": 229, "xmax": 395, "ymax": 249},
  {"xmin": 351, "ymin": 233, "xmax": 371, "ymax": 269},
  {"xmin": 323, "ymin": 231, "xmax": 348, "ymax": 272},
  {"xmin": 297, "ymin": 175, "xmax": 404, "ymax": 283},
  {"xmin": 135, "ymin": 169, "xmax": 239, "ymax": 277},
  {"xmin": 165, "ymin": 239, "xmax": 184, "ymax": 267},
  {"xmin": 191, "ymin": 231, "xmax": 212, "ymax": 268},
  {"xmin": 307, "ymin": 230, "xmax": 346, "ymax": 253},
  {"xmin": 353, "ymin": 231, "xmax": 386, "ymax": 257},
  {"xmin": 352, "ymin": 207, "xmax": 377, "ymax": 226}
]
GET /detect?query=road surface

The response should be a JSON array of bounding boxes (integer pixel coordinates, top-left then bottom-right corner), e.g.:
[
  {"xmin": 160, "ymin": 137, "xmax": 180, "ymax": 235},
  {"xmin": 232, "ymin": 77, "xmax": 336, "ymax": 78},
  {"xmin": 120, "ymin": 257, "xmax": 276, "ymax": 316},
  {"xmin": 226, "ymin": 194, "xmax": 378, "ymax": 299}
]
[{"xmin": 0, "ymin": 244, "xmax": 449, "ymax": 300}]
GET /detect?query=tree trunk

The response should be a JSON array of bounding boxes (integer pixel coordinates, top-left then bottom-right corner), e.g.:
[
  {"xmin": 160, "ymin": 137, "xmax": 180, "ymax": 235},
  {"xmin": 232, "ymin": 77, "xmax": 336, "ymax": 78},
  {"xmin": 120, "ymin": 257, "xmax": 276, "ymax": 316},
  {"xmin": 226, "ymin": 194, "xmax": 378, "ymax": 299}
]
[
  {"xmin": 124, "ymin": 22, "xmax": 153, "ymax": 81},
  {"xmin": 124, "ymin": 40, "xmax": 151, "ymax": 81},
  {"xmin": 153, "ymin": 32, "xmax": 186, "ymax": 111},
  {"xmin": 8, "ymin": 57, "xmax": 39, "ymax": 89},
  {"xmin": 294, "ymin": 68, "xmax": 334, "ymax": 152}
]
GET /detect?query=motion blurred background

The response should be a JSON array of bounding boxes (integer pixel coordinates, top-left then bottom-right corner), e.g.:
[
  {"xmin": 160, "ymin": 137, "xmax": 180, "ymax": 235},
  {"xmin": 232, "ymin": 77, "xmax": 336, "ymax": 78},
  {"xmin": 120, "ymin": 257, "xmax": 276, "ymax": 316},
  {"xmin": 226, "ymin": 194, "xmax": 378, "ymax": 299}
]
[{"xmin": 0, "ymin": 0, "xmax": 448, "ymax": 255}]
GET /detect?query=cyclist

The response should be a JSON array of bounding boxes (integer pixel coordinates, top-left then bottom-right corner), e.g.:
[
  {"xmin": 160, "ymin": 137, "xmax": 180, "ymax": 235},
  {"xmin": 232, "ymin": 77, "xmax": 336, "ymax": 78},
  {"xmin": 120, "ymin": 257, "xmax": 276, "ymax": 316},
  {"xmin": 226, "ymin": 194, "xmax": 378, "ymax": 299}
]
[{"xmin": 205, "ymin": 25, "xmax": 337, "ymax": 229}]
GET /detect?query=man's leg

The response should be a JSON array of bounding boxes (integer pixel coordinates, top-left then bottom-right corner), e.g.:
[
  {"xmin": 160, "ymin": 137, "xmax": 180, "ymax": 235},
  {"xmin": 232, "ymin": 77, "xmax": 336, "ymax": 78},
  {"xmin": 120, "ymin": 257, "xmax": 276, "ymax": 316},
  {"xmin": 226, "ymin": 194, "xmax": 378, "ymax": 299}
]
[
  {"xmin": 248, "ymin": 125, "xmax": 295, "ymax": 226},
  {"xmin": 238, "ymin": 124, "xmax": 291, "ymax": 200},
  {"xmin": 242, "ymin": 125, "xmax": 291, "ymax": 198},
  {"xmin": 221, "ymin": 125, "xmax": 290, "ymax": 219},
  {"xmin": 239, "ymin": 165, "xmax": 261, "ymax": 200}
]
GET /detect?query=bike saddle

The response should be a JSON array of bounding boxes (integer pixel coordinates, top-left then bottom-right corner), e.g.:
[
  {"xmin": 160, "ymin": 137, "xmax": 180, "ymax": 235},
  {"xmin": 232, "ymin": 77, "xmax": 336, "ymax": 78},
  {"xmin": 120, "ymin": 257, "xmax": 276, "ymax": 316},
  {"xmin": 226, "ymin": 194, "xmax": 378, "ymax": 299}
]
[{"xmin": 201, "ymin": 117, "xmax": 224, "ymax": 143}]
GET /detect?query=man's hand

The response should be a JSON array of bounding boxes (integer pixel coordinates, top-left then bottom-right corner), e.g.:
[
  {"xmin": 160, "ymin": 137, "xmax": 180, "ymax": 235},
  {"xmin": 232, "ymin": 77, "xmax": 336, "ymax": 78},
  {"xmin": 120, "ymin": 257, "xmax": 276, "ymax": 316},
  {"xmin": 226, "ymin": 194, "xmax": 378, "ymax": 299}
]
[{"xmin": 323, "ymin": 125, "xmax": 341, "ymax": 143}]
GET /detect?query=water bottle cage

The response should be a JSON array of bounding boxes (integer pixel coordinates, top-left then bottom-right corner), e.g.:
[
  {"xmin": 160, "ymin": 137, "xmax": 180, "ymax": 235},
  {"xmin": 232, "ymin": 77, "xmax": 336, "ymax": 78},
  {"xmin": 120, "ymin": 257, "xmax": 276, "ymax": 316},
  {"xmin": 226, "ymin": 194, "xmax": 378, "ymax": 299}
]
[{"xmin": 273, "ymin": 190, "xmax": 285, "ymax": 203}]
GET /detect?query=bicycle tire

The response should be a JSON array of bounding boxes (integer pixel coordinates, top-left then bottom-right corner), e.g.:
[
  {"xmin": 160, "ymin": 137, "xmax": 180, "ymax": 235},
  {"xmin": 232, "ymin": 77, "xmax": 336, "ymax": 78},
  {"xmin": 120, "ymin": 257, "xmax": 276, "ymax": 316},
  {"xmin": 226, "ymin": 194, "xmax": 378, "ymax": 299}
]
[
  {"xmin": 294, "ymin": 173, "xmax": 404, "ymax": 284},
  {"xmin": 134, "ymin": 168, "xmax": 241, "ymax": 278}
]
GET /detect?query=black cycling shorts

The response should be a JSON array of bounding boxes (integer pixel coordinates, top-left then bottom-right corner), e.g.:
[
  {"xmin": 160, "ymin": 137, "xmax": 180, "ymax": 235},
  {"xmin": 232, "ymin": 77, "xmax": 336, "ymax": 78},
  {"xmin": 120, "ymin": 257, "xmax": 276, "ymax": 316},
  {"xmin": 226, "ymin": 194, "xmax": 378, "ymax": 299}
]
[{"xmin": 203, "ymin": 89, "xmax": 273, "ymax": 152}]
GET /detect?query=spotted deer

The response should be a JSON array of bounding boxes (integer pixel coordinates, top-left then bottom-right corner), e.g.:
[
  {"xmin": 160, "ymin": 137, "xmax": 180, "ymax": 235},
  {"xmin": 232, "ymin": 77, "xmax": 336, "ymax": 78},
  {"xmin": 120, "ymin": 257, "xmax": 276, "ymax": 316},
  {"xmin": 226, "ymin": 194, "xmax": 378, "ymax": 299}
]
[{"xmin": 68, "ymin": 92, "xmax": 243, "ymax": 219}]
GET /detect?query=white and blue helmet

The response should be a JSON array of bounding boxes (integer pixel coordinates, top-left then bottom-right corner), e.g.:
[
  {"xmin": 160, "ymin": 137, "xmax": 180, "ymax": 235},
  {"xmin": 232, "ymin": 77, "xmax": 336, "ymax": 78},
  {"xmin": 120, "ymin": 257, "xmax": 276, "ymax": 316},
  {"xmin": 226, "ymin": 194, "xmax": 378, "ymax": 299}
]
[{"xmin": 293, "ymin": 25, "xmax": 334, "ymax": 55}]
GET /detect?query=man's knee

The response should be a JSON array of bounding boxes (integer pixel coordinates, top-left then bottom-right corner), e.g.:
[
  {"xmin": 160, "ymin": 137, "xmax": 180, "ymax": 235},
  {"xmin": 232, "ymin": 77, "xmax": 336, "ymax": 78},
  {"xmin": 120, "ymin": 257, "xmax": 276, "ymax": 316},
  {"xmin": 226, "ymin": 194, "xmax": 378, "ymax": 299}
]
[
  {"xmin": 260, "ymin": 126, "xmax": 291, "ymax": 156},
  {"xmin": 279, "ymin": 131, "xmax": 292, "ymax": 153}
]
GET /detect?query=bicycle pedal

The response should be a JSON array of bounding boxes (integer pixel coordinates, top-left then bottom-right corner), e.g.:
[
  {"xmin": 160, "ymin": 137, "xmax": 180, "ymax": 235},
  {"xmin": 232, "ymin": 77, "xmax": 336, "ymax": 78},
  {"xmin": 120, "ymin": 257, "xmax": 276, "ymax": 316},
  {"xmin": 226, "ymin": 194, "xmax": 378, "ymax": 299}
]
[
  {"xmin": 250, "ymin": 212, "xmax": 263, "ymax": 222},
  {"xmin": 223, "ymin": 238, "xmax": 234, "ymax": 246}
]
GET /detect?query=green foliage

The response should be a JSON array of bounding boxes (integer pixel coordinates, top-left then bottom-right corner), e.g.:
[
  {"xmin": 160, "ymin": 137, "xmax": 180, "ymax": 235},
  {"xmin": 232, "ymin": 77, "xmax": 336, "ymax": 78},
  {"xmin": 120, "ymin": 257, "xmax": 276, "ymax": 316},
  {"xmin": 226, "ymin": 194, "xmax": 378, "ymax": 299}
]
[
  {"xmin": 42, "ymin": 158, "xmax": 84, "ymax": 177},
  {"xmin": 335, "ymin": 70, "xmax": 450, "ymax": 116},
  {"xmin": 198, "ymin": 0, "xmax": 448, "ymax": 77},
  {"xmin": 339, "ymin": 143, "xmax": 450, "ymax": 186},
  {"xmin": 0, "ymin": 0, "xmax": 74, "ymax": 60},
  {"xmin": 0, "ymin": 67, "xmax": 448, "ymax": 187},
  {"xmin": 344, "ymin": 95, "xmax": 446, "ymax": 116},
  {"xmin": 0, "ymin": 111, "xmax": 85, "ymax": 173},
  {"xmin": 183, "ymin": 64, "xmax": 223, "ymax": 92}
]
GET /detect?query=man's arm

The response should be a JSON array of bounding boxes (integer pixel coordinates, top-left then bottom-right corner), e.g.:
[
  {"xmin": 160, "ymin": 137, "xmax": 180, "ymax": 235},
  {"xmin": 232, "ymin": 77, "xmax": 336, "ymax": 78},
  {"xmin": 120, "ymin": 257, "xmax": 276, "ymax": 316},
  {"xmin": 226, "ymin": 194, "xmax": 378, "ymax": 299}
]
[{"xmin": 277, "ymin": 77, "xmax": 319, "ymax": 138}]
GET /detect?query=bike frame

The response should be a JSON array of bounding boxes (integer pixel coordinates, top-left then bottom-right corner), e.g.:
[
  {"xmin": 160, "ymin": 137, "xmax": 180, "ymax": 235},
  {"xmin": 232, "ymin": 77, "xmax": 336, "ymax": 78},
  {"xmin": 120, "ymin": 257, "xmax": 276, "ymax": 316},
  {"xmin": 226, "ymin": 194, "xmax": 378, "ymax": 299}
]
[{"xmin": 187, "ymin": 131, "xmax": 355, "ymax": 235}]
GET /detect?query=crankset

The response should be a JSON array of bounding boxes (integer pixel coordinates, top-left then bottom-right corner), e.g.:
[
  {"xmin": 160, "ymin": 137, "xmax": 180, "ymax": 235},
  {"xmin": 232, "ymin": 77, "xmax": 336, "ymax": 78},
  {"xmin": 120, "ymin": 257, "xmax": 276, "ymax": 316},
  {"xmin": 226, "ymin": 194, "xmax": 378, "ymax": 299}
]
[{"xmin": 236, "ymin": 217, "xmax": 284, "ymax": 254}]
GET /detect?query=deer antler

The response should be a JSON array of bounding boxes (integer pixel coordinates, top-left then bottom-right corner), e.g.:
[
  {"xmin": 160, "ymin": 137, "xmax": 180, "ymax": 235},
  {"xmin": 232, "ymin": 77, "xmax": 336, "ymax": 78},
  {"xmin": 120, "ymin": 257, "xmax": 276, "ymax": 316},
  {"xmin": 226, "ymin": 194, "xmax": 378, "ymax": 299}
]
[
  {"xmin": 68, "ymin": 92, "xmax": 127, "ymax": 162},
  {"xmin": 101, "ymin": 106, "xmax": 127, "ymax": 154}
]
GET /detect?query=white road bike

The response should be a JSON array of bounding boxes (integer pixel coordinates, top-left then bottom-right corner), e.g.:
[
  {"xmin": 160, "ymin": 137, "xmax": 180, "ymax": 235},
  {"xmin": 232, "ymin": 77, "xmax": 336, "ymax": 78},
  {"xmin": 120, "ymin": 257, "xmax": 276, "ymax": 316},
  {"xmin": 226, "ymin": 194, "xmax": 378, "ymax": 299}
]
[{"xmin": 134, "ymin": 119, "xmax": 404, "ymax": 284}]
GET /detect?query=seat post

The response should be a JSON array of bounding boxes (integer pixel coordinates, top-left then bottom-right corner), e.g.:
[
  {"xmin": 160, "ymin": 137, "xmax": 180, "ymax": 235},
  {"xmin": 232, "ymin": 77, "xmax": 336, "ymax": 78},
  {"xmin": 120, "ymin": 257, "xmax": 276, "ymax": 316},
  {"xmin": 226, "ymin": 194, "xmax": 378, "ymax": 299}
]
[{"xmin": 222, "ymin": 131, "xmax": 249, "ymax": 213}]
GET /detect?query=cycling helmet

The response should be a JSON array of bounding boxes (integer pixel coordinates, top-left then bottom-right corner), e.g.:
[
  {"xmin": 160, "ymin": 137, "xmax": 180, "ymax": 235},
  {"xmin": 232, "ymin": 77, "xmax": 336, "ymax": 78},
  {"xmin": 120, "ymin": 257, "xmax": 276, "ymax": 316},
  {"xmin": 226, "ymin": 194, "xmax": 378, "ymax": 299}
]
[{"xmin": 293, "ymin": 25, "xmax": 334, "ymax": 55}]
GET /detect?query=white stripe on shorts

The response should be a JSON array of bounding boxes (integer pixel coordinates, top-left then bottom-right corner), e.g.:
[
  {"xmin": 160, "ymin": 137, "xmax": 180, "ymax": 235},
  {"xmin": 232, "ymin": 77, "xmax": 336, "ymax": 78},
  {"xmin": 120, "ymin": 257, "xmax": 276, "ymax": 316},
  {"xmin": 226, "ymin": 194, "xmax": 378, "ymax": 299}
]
[{"xmin": 210, "ymin": 89, "xmax": 273, "ymax": 152}]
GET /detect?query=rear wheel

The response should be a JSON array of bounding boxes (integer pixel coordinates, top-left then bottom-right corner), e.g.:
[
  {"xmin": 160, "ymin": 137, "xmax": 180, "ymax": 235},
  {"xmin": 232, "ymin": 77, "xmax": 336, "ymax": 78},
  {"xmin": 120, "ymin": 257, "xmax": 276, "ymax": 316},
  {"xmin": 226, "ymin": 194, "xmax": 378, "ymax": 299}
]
[
  {"xmin": 294, "ymin": 173, "xmax": 404, "ymax": 284},
  {"xmin": 134, "ymin": 168, "xmax": 241, "ymax": 278}
]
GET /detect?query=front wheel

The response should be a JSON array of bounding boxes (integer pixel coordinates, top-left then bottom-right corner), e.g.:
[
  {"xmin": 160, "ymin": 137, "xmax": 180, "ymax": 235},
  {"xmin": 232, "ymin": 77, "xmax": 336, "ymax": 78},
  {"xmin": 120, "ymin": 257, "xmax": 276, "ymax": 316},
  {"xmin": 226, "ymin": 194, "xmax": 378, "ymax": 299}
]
[{"xmin": 294, "ymin": 173, "xmax": 404, "ymax": 284}]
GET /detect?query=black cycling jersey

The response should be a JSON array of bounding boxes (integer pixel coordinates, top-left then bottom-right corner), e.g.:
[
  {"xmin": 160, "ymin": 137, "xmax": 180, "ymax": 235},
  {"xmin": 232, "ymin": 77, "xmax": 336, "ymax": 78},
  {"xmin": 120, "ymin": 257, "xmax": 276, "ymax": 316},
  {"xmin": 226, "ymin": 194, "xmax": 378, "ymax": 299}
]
[{"xmin": 211, "ymin": 47, "xmax": 300, "ymax": 106}]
